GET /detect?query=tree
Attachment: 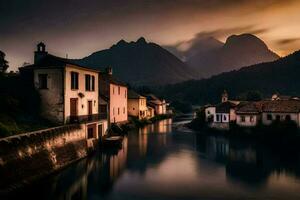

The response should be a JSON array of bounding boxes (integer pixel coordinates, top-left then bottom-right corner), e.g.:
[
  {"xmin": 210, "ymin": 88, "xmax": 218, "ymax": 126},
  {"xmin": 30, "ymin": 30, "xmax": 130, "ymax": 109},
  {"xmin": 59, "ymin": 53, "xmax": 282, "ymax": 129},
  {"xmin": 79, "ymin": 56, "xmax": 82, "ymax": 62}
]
[{"xmin": 0, "ymin": 50, "xmax": 9, "ymax": 73}]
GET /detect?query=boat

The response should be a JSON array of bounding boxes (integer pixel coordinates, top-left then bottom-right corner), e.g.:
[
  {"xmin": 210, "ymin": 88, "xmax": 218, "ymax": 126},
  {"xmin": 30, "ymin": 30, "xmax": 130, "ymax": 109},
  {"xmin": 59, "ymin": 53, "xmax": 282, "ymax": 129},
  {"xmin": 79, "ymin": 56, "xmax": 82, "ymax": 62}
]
[{"xmin": 102, "ymin": 136, "xmax": 123, "ymax": 148}]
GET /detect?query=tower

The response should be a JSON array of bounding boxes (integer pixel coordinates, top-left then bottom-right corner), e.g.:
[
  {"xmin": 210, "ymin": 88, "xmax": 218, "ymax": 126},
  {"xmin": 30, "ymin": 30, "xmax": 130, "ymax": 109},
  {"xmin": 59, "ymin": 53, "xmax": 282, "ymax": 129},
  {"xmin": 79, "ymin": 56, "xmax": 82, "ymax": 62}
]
[
  {"xmin": 222, "ymin": 90, "xmax": 228, "ymax": 103},
  {"xmin": 34, "ymin": 42, "xmax": 48, "ymax": 64}
]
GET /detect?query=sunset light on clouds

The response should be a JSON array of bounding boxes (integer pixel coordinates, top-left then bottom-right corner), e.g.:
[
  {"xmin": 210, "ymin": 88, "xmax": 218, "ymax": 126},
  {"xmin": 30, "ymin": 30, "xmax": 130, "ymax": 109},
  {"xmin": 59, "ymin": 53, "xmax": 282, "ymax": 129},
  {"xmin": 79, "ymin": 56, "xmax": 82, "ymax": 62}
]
[{"xmin": 1, "ymin": 0, "xmax": 300, "ymax": 70}]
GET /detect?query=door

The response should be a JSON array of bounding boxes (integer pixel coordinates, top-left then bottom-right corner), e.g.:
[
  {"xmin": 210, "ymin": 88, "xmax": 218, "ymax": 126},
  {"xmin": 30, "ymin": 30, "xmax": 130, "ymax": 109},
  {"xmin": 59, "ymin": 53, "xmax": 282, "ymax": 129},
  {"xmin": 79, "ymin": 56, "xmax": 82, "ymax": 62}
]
[
  {"xmin": 70, "ymin": 98, "xmax": 78, "ymax": 116},
  {"xmin": 88, "ymin": 101, "xmax": 93, "ymax": 115}
]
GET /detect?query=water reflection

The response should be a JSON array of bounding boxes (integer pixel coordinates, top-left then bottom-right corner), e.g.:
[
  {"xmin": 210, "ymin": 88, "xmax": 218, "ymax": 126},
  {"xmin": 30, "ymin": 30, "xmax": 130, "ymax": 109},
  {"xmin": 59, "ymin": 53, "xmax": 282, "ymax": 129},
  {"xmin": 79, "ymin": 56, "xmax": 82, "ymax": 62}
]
[{"xmin": 5, "ymin": 118, "xmax": 300, "ymax": 200}]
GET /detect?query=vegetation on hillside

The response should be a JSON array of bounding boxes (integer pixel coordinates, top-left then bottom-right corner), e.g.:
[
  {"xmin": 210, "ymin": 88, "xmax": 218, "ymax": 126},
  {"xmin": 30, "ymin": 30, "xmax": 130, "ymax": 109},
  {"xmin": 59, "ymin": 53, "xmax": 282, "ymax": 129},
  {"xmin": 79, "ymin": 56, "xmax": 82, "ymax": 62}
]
[
  {"xmin": 155, "ymin": 50, "xmax": 300, "ymax": 105},
  {"xmin": 0, "ymin": 63, "xmax": 52, "ymax": 137}
]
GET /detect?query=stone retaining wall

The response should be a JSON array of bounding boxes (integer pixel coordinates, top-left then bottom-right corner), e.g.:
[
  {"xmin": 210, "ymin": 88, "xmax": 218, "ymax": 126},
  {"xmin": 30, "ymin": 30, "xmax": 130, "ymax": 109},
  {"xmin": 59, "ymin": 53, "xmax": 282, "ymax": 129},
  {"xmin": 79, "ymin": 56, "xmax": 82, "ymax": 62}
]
[{"xmin": 0, "ymin": 124, "xmax": 99, "ymax": 193}]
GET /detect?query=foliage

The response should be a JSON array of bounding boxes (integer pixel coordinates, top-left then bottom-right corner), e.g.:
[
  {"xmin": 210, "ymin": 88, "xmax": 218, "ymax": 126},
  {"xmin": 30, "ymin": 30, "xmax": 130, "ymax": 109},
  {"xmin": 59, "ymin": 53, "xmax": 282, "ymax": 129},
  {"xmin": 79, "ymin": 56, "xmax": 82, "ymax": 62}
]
[
  {"xmin": 237, "ymin": 90, "xmax": 263, "ymax": 101},
  {"xmin": 187, "ymin": 107, "xmax": 206, "ymax": 130},
  {"xmin": 0, "ymin": 50, "xmax": 9, "ymax": 73},
  {"xmin": 155, "ymin": 50, "xmax": 300, "ymax": 105},
  {"xmin": 0, "ymin": 74, "xmax": 51, "ymax": 137},
  {"xmin": 169, "ymin": 100, "xmax": 192, "ymax": 114}
]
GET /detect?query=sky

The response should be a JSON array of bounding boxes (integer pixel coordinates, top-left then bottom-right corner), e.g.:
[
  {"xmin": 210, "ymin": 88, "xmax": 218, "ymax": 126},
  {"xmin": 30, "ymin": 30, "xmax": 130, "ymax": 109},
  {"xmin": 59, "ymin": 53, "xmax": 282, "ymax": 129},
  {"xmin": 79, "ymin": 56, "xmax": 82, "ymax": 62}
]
[{"xmin": 1, "ymin": 0, "xmax": 300, "ymax": 71}]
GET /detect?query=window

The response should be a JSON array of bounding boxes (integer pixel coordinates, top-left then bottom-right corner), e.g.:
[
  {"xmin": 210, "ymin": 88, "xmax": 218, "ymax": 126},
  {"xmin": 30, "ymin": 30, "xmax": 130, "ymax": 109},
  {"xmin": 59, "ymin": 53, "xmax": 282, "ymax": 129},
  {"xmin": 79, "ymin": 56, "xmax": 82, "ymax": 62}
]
[
  {"xmin": 216, "ymin": 114, "xmax": 220, "ymax": 122},
  {"xmin": 113, "ymin": 87, "xmax": 115, "ymax": 94},
  {"xmin": 207, "ymin": 111, "xmax": 210, "ymax": 115},
  {"xmin": 85, "ymin": 74, "xmax": 95, "ymax": 91},
  {"xmin": 285, "ymin": 115, "xmax": 291, "ymax": 121},
  {"xmin": 123, "ymin": 107, "xmax": 125, "ymax": 114},
  {"xmin": 118, "ymin": 107, "xmax": 120, "ymax": 115},
  {"xmin": 241, "ymin": 116, "xmax": 246, "ymax": 122},
  {"xmin": 71, "ymin": 72, "xmax": 78, "ymax": 90},
  {"xmin": 87, "ymin": 127, "xmax": 94, "ymax": 139},
  {"xmin": 118, "ymin": 86, "xmax": 120, "ymax": 95},
  {"xmin": 38, "ymin": 74, "xmax": 48, "ymax": 89},
  {"xmin": 267, "ymin": 114, "xmax": 272, "ymax": 121},
  {"xmin": 223, "ymin": 115, "xmax": 227, "ymax": 121},
  {"xmin": 250, "ymin": 116, "xmax": 254, "ymax": 122},
  {"xmin": 91, "ymin": 76, "xmax": 95, "ymax": 91}
]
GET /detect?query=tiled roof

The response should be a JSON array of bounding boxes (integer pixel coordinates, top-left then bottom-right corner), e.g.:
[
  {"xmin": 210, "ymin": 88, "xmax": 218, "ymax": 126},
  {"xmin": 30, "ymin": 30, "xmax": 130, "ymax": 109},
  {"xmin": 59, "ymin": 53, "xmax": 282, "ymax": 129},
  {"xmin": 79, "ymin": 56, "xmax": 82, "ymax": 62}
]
[
  {"xmin": 128, "ymin": 90, "xmax": 145, "ymax": 99},
  {"xmin": 21, "ymin": 54, "xmax": 100, "ymax": 72},
  {"xmin": 216, "ymin": 101, "xmax": 238, "ymax": 113},
  {"xmin": 236, "ymin": 101, "xmax": 264, "ymax": 114},
  {"xmin": 262, "ymin": 100, "xmax": 300, "ymax": 113}
]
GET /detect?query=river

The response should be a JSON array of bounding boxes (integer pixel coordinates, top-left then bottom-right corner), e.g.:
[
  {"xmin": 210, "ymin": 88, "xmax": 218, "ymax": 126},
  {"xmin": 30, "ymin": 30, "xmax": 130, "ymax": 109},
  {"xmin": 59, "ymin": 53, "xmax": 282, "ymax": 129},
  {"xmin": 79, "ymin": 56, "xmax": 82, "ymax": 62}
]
[{"xmin": 6, "ymin": 115, "xmax": 300, "ymax": 200}]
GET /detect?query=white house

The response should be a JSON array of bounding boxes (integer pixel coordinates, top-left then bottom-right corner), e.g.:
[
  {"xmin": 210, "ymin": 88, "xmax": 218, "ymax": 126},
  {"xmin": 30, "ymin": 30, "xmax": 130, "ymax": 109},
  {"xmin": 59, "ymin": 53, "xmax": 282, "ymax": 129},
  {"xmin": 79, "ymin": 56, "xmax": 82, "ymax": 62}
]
[
  {"xmin": 261, "ymin": 100, "xmax": 300, "ymax": 127},
  {"xmin": 205, "ymin": 91, "xmax": 240, "ymax": 130},
  {"xmin": 20, "ymin": 42, "xmax": 108, "ymax": 139},
  {"xmin": 236, "ymin": 102, "xmax": 263, "ymax": 127}
]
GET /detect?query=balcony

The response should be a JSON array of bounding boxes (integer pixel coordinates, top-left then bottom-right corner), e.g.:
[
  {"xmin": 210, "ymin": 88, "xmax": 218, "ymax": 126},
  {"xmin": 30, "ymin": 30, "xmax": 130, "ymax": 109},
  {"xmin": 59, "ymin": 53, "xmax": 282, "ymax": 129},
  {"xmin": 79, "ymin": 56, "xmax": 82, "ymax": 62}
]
[{"xmin": 68, "ymin": 114, "xmax": 107, "ymax": 124}]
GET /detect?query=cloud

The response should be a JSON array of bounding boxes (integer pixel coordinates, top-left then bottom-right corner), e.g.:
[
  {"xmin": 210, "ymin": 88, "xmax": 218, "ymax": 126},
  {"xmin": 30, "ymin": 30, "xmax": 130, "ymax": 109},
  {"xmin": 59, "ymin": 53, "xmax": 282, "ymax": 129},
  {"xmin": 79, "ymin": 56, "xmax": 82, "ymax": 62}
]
[
  {"xmin": 276, "ymin": 38, "xmax": 300, "ymax": 45},
  {"xmin": 168, "ymin": 25, "xmax": 270, "ymax": 51}
]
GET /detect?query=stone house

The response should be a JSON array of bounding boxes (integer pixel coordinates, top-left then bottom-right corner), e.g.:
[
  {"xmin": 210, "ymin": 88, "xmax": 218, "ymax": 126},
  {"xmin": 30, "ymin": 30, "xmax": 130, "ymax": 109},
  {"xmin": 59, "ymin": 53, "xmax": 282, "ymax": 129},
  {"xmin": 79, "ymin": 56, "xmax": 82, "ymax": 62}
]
[
  {"xmin": 127, "ymin": 90, "xmax": 148, "ymax": 119},
  {"xmin": 145, "ymin": 94, "xmax": 167, "ymax": 115},
  {"xmin": 99, "ymin": 67, "xmax": 128, "ymax": 124},
  {"xmin": 19, "ymin": 42, "xmax": 108, "ymax": 139}
]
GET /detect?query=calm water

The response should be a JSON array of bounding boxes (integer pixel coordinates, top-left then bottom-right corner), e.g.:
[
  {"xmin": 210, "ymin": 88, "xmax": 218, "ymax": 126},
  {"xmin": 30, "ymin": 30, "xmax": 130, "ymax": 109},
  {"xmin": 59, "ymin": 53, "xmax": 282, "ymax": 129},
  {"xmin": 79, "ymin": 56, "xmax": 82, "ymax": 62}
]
[{"xmin": 6, "ymin": 116, "xmax": 300, "ymax": 200}]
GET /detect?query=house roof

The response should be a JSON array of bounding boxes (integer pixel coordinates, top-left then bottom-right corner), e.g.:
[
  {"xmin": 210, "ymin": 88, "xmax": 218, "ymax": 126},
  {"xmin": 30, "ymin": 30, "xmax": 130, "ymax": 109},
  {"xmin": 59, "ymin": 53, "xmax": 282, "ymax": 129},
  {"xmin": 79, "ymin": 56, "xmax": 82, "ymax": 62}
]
[
  {"xmin": 100, "ymin": 72, "xmax": 127, "ymax": 87},
  {"xmin": 262, "ymin": 100, "xmax": 300, "ymax": 113},
  {"xmin": 20, "ymin": 54, "xmax": 100, "ymax": 73},
  {"xmin": 236, "ymin": 101, "xmax": 264, "ymax": 114},
  {"xmin": 128, "ymin": 90, "xmax": 145, "ymax": 99},
  {"xmin": 215, "ymin": 101, "xmax": 238, "ymax": 113}
]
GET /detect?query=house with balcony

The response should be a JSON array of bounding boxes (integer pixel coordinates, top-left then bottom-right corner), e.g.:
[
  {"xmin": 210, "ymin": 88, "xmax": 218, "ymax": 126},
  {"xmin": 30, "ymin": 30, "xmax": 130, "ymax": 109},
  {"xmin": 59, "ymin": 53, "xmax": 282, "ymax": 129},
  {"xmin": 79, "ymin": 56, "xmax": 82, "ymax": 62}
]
[
  {"xmin": 20, "ymin": 42, "xmax": 108, "ymax": 139},
  {"xmin": 99, "ymin": 67, "xmax": 128, "ymax": 124}
]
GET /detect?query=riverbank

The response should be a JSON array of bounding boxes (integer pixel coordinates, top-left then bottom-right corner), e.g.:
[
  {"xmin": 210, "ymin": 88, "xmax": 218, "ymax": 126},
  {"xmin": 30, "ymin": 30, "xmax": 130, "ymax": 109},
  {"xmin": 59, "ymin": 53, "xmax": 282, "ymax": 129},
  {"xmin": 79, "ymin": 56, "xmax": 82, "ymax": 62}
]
[
  {"xmin": 0, "ymin": 123, "xmax": 103, "ymax": 194},
  {"xmin": 128, "ymin": 114, "xmax": 173, "ymax": 128},
  {"xmin": 187, "ymin": 116, "xmax": 300, "ymax": 151}
]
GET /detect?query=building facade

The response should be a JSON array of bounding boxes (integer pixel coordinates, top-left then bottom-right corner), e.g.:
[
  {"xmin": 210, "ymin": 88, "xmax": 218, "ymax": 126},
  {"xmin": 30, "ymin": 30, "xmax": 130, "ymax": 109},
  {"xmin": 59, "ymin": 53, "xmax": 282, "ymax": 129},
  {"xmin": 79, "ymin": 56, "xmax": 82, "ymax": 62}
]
[
  {"xmin": 128, "ymin": 90, "xmax": 148, "ymax": 119},
  {"xmin": 145, "ymin": 94, "xmax": 167, "ymax": 115},
  {"xmin": 20, "ymin": 42, "xmax": 108, "ymax": 139},
  {"xmin": 99, "ymin": 67, "xmax": 128, "ymax": 124}
]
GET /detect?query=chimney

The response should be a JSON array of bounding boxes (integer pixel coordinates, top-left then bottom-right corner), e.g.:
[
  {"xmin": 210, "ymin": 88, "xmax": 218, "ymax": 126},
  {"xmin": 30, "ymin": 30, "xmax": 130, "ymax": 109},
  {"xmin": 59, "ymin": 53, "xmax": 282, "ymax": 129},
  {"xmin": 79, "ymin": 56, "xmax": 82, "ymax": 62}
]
[
  {"xmin": 106, "ymin": 67, "xmax": 113, "ymax": 75},
  {"xmin": 221, "ymin": 90, "xmax": 228, "ymax": 103},
  {"xmin": 34, "ymin": 42, "xmax": 48, "ymax": 64}
]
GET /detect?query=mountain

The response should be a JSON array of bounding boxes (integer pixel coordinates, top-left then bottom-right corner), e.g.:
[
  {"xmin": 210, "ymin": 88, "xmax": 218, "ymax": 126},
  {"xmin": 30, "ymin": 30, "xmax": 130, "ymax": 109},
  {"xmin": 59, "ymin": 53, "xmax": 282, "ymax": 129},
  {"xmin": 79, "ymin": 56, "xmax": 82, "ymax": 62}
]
[
  {"xmin": 75, "ymin": 37, "xmax": 198, "ymax": 85},
  {"xmin": 166, "ymin": 34, "xmax": 280, "ymax": 78},
  {"xmin": 157, "ymin": 50, "xmax": 300, "ymax": 105}
]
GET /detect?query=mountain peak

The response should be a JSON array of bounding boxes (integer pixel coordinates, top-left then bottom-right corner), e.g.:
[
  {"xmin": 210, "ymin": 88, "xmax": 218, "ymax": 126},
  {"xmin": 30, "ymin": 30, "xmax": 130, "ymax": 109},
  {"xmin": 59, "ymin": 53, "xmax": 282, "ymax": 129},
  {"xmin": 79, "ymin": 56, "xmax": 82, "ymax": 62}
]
[
  {"xmin": 224, "ymin": 33, "xmax": 268, "ymax": 50},
  {"xmin": 116, "ymin": 39, "xmax": 128, "ymax": 46},
  {"xmin": 136, "ymin": 37, "xmax": 147, "ymax": 44}
]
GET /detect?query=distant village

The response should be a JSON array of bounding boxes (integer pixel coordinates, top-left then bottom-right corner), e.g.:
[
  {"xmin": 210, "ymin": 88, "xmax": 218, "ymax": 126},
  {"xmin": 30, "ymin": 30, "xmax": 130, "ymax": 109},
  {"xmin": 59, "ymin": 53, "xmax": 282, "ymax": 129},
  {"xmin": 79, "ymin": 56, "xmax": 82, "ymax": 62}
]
[
  {"xmin": 19, "ymin": 42, "xmax": 170, "ymax": 140},
  {"xmin": 204, "ymin": 90, "xmax": 300, "ymax": 130}
]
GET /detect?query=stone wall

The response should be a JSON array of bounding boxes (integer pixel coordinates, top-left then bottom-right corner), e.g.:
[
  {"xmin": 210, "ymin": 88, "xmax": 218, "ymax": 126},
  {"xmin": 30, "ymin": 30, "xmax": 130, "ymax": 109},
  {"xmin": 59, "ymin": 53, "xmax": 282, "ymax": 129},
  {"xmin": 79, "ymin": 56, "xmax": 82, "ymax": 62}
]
[{"xmin": 0, "ymin": 124, "xmax": 99, "ymax": 194}]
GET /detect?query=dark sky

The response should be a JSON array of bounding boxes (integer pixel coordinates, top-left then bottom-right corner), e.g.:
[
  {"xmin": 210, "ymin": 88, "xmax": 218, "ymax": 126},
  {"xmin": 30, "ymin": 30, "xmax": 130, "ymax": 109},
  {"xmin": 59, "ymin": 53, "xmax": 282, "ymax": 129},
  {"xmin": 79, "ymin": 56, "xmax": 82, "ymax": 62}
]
[{"xmin": 1, "ymin": 0, "xmax": 300, "ymax": 70}]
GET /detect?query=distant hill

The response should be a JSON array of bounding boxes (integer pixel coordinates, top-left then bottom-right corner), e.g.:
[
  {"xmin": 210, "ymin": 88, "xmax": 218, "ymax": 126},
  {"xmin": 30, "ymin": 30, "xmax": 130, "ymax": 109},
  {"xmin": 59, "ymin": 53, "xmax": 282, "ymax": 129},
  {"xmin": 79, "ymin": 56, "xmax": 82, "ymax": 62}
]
[
  {"xmin": 165, "ymin": 34, "xmax": 279, "ymax": 78},
  {"xmin": 75, "ymin": 37, "xmax": 198, "ymax": 85},
  {"xmin": 157, "ymin": 50, "xmax": 300, "ymax": 105}
]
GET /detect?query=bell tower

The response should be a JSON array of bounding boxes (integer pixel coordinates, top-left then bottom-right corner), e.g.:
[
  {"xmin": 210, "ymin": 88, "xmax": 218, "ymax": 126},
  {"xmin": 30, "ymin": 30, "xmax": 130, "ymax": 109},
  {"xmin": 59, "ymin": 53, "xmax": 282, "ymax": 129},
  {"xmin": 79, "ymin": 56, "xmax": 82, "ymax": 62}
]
[
  {"xmin": 34, "ymin": 42, "xmax": 48, "ymax": 64},
  {"xmin": 221, "ymin": 90, "xmax": 228, "ymax": 103}
]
